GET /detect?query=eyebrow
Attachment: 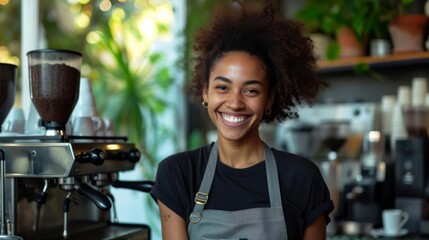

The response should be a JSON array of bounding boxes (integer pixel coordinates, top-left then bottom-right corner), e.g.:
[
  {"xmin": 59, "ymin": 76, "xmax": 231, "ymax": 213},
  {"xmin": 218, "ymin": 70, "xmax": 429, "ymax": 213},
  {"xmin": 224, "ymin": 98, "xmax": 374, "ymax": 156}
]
[{"xmin": 214, "ymin": 76, "xmax": 263, "ymax": 86}]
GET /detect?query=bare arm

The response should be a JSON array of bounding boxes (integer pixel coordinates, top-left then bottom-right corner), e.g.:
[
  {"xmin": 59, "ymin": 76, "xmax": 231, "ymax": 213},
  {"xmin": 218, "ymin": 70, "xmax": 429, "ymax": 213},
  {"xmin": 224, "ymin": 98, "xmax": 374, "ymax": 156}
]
[
  {"xmin": 158, "ymin": 200, "xmax": 188, "ymax": 240},
  {"xmin": 303, "ymin": 214, "xmax": 327, "ymax": 240}
]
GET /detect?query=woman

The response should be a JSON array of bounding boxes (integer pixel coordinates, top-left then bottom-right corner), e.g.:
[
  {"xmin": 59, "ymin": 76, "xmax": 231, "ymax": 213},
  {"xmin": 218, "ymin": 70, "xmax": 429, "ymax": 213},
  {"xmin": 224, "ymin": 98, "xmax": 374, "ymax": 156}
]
[{"xmin": 150, "ymin": 1, "xmax": 333, "ymax": 239}]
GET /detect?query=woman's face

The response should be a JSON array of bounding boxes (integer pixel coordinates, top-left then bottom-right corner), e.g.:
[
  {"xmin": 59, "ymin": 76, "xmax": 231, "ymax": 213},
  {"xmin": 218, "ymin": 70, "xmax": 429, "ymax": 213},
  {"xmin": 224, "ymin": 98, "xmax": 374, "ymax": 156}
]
[{"xmin": 203, "ymin": 51, "xmax": 272, "ymax": 143}]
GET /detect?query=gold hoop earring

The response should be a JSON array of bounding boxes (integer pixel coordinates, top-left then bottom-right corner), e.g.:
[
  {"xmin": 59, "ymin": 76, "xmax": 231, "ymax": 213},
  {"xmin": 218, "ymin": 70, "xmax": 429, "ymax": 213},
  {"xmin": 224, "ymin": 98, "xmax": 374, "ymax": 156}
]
[
  {"xmin": 202, "ymin": 101, "xmax": 208, "ymax": 108},
  {"xmin": 265, "ymin": 108, "xmax": 272, "ymax": 115}
]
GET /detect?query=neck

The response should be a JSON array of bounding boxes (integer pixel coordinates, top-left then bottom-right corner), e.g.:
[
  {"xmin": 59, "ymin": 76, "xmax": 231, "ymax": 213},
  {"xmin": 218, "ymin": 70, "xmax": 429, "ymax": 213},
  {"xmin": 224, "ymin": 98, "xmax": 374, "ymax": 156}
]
[{"xmin": 217, "ymin": 137, "xmax": 265, "ymax": 169}]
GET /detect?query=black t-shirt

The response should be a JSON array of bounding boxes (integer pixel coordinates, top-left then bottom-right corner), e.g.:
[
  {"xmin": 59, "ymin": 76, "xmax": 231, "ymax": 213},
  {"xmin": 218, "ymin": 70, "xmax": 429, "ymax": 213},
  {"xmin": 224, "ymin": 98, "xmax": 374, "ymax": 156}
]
[{"xmin": 150, "ymin": 143, "xmax": 334, "ymax": 239}]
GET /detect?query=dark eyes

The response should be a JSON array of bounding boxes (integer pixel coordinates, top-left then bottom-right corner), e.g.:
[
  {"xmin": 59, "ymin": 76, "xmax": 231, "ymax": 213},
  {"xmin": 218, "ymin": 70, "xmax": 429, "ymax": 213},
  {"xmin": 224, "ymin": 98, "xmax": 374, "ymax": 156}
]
[
  {"xmin": 245, "ymin": 89, "xmax": 258, "ymax": 94},
  {"xmin": 215, "ymin": 85, "xmax": 228, "ymax": 91},
  {"xmin": 214, "ymin": 85, "xmax": 260, "ymax": 96}
]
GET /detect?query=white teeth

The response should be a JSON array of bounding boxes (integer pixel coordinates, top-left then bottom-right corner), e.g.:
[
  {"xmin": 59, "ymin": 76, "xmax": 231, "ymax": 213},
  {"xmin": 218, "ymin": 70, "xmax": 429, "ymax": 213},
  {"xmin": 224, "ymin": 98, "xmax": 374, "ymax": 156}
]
[{"xmin": 222, "ymin": 114, "xmax": 246, "ymax": 123}]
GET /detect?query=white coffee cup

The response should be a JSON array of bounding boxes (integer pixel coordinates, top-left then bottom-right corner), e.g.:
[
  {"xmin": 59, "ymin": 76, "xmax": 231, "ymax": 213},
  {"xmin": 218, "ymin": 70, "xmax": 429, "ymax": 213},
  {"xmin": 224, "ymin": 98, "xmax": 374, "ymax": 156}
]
[
  {"xmin": 382, "ymin": 209, "xmax": 409, "ymax": 235},
  {"xmin": 2, "ymin": 107, "xmax": 25, "ymax": 133},
  {"xmin": 25, "ymin": 103, "xmax": 44, "ymax": 135},
  {"xmin": 397, "ymin": 86, "xmax": 411, "ymax": 106},
  {"xmin": 103, "ymin": 117, "xmax": 115, "ymax": 137},
  {"xmin": 91, "ymin": 116, "xmax": 105, "ymax": 137},
  {"xmin": 2, "ymin": 119, "xmax": 25, "ymax": 134},
  {"xmin": 72, "ymin": 116, "xmax": 97, "ymax": 137},
  {"xmin": 71, "ymin": 77, "xmax": 98, "ymax": 119},
  {"xmin": 381, "ymin": 95, "xmax": 396, "ymax": 135},
  {"xmin": 412, "ymin": 77, "xmax": 428, "ymax": 107}
]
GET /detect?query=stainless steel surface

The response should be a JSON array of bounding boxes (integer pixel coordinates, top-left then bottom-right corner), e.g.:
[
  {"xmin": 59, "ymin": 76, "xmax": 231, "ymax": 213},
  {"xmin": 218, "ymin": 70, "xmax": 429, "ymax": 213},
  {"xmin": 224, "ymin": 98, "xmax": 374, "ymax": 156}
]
[
  {"xmin": 0, "ymin": 142, "xmax": 74, "ymax": 178},
  {"xmin": 0, "ymin": 137, "xmax": 136, "ymax": 178},
  {"xmin": 19, "ymin": 222, "xmax": 150, "ymax": 240},
  {"xmin": 0, "ymin": 236, "xmax": 23, "ymax": 240}
]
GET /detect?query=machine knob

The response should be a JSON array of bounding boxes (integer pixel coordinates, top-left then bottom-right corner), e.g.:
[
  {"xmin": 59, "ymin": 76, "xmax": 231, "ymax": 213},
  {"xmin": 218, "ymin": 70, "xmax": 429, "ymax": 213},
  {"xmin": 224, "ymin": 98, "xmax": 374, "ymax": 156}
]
[
  {"xmin": 75, "ymin": 148, "xmax": 106, "ymax": 166},
  {"xmin": 127, "ymin": 148, "xmax": 141, "ymax": 163},
  {"xmin": 108, "ymin": 148, "xmax": 141, "ymax": 163}
]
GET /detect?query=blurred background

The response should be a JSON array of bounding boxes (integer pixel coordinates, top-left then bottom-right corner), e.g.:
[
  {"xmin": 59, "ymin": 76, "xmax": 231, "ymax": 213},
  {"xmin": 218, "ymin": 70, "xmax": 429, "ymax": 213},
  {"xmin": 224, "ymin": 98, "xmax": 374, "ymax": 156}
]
[{"xmin": 2, "ymin": 0, "xmax": 429, "ymax": 238}]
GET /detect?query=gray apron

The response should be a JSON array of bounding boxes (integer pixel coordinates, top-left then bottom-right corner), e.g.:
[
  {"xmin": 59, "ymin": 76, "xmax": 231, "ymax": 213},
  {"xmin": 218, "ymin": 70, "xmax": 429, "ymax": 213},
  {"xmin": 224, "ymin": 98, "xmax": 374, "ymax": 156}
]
[{"xmin": 188, "ymin": 142, "xmax": 288, "ymax": 240}]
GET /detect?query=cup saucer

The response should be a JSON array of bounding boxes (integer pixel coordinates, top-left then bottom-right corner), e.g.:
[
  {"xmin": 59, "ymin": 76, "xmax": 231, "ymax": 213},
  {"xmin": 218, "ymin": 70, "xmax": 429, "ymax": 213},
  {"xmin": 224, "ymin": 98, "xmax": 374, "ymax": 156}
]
[{"xmin": 370, "ymin": 228, "xmax": 408, "ymax": 237}]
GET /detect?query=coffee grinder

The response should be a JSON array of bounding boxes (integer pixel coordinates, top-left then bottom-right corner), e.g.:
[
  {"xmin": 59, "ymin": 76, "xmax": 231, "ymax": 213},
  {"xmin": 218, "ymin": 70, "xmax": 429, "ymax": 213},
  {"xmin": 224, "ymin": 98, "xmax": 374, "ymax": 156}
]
[
  {"xmin": 336, "ymin": 130, "xmax": 396, "ymax": 231},
  {"xmin": 0, "ymin": 63, "xmax": 17, "ymax": 134},
  {"xmin": 395, "ymin": 105, "xmax": 429, "ymax": 234},
  {"xmin": 27, "ymin": 49, "xmax": 82, "ymax": 140}
]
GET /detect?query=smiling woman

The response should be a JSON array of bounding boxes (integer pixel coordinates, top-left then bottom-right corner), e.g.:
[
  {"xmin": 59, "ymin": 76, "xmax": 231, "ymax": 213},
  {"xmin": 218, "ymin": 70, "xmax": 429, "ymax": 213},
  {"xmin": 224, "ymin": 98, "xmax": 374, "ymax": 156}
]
[
  {"xmin": 203, "ymin": 52, "xmax": 270, "ymax": 164},
  {"xmin": 150, "ymin": 1, "xmax": 333, "ymax": 239}
]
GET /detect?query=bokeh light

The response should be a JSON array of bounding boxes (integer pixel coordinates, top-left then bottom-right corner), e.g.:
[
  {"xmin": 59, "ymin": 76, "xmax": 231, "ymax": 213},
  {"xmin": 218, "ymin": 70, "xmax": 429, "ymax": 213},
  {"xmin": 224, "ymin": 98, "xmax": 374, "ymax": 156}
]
[
  {"xmin": 0, "ymin": 46, "xmax": 19, "ymax": 66},
  {"xmin": 99, "ymin": 0, "xmax": 112, "ymax": 11},
  {"xmin": 86, "ymin": 31, "xmax": 103, "ymax": 44}
]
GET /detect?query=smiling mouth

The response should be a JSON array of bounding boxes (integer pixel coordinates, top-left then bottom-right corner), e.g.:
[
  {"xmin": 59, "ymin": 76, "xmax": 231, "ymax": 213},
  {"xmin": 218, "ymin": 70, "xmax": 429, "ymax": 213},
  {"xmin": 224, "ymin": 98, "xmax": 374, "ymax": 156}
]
[{"xmin": 221, "ymin": 113, "xmax": 247, "ymax": 123}]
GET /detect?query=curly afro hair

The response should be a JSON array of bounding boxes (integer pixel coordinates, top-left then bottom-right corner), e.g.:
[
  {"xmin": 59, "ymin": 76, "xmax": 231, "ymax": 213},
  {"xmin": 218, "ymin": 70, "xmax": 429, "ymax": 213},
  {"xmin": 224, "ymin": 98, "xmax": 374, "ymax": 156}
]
[{"xmin": 190, "ymin": 1, "xmax": 327, "ymax": 123}]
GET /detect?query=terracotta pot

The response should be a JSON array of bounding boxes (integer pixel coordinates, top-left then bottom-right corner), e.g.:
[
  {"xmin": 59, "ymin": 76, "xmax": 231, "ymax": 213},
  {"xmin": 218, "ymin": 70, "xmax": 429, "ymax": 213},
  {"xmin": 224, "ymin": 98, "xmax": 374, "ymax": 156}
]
[
  {"xmin": 388, "ymin": 14, "xmax": 428, "ymax": 54},
  {"xmin": 336, "ymin": 27, "xmax": 364, "ymax": 58}
]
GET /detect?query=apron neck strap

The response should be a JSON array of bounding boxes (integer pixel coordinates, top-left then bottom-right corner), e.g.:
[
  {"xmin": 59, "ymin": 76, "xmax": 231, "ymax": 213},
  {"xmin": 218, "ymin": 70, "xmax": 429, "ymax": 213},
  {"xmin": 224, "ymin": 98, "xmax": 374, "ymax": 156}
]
[{"xmin": 190, "ymin": 142, "xmax": 282, "ymax": 220}]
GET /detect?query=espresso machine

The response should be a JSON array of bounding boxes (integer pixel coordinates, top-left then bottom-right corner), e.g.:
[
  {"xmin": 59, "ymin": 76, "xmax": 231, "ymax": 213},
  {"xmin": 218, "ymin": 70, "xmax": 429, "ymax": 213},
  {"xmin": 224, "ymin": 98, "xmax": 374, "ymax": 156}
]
[
  {"xmin": 0, "ymin": 49, "xmax": 154, "ymax": 239},
  {"xmin": 394, "ymin": 106, "xmax": 429, "ymax": 234},
  {"xmin": 277, "ymin": 103, "xmax": 380, "ymax": 235},
  {"xmin": 336, "ymin": 130, "xmax": 396, "ymax": 232}
]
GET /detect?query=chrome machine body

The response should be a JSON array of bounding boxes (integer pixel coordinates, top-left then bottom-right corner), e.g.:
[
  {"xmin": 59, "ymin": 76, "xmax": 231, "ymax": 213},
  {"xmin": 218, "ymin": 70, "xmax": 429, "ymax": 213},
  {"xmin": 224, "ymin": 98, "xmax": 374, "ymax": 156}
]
[{"xmin": 0, "ymin": 135, "xmax": 151, "ymax": 240}]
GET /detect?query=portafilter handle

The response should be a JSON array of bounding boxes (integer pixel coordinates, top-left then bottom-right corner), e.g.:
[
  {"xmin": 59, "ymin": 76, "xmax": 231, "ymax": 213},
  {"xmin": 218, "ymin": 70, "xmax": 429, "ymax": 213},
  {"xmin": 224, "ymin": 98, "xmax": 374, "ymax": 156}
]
[
  {"xmin": 111, "ymin": 180, "xmax": 155, "ymax": 193},
  {"xmin": 75, "ymin": 183, "xmax": 111, "ymax": 211}
]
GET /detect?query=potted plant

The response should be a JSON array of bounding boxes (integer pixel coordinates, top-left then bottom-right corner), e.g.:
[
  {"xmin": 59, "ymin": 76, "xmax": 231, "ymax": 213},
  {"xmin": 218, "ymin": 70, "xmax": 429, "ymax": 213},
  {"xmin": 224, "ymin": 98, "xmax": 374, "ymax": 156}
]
[
  {"xmin": 341, "ymin": 0, "xmax": 394, "ymax": 57},
  {"xmin": 385, "ymin": 0, "xmax": 428, "ymax": 53},
  {"xmin": 332, "ymin": 0, "xmax": 368, "ymax": 58},
  {"xmin": 294, "ymin": 0, "xmax": 340, "ymax": 60},
  {"xmin": 329, "ymin": 0, "xmax": 401, "ymax": 58},
  {"xmin": 365, "ymin": 0, "xmax": 393, "ymax": 57},
  {"xmin": 296, "ymin": 0, "xmax": 385, "ymax": 59}
]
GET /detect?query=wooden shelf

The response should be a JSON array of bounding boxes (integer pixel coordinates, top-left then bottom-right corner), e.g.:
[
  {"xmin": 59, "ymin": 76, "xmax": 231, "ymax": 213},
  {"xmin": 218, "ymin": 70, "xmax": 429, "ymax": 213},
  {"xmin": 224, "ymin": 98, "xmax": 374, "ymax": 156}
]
[{"xmin": 316, "ymin": 51, "xmax": 429, "ymax": 74}]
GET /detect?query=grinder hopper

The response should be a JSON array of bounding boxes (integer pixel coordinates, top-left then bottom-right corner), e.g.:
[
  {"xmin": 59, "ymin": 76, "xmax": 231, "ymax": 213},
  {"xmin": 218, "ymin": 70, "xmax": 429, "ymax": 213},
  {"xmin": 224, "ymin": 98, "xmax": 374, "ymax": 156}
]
[
  {"xmin": 0, "ymin": 63, "xmax": 17, "ymax": 133},
  {"xmin": 27, "ymin": 49, "xmax": 82, "ymax": 138}
]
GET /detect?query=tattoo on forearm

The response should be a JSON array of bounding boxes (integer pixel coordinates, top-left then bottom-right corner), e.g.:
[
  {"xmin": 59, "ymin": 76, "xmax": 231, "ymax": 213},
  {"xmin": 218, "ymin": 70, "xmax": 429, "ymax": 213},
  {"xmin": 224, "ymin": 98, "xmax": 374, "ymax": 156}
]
[{"xmin": 163, "ymin": 214, "xmax": 171, "ymax": 222}]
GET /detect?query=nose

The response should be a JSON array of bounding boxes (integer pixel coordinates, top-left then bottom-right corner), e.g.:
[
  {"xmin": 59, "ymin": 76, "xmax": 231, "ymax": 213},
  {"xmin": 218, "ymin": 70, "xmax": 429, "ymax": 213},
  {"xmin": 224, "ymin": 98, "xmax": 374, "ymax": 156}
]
[{"xmin": 226, "ymin": 91, "xmax": 245, "ymax": 110}]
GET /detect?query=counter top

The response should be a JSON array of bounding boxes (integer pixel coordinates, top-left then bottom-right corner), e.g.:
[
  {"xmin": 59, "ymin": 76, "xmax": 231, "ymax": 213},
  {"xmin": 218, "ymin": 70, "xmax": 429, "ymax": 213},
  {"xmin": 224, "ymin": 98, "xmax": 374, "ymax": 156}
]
[{"xmin": 329, "ymin": 234, "xmax": 429, "ymax": 240}]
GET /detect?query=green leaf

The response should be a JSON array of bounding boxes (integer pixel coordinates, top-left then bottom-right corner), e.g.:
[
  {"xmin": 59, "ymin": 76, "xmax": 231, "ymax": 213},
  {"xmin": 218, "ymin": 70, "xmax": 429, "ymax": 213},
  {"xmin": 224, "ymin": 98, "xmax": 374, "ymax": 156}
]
[
  {"xmin": 326, "ymin": 41, "xmax": 340, "ymax": 60},
  {"xmin": 353, "ymin": 62, "xmax": 370, "ymax": 74}
]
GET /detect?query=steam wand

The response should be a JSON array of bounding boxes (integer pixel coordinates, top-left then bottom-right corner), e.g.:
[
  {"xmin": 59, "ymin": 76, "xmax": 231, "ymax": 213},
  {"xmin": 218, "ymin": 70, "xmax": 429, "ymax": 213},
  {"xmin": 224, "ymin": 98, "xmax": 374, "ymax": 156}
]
[
  {"xmin": 0, "ymin": 149, "xmax": 23, "ymax": 239},
  {"xmin": 0, "ymin": 149, "xmax": 6, "ymax": 236},
  {"xmin": 33, "ymin": 179, "xmax": 49, "ymax": 232},
  {"xmin": 62, "ymin": 192, "xmax": 79, "ymax": 239}
]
